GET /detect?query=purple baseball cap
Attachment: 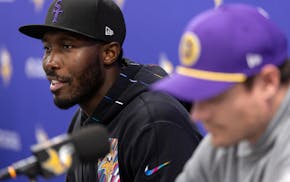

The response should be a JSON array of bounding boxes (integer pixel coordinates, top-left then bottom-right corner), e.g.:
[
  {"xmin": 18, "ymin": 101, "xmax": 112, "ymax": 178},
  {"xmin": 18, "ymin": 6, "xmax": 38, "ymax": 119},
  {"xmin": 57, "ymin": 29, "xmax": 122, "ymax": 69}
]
[{"xmin": 152, "ymin": 3, "xmax": 288, "ymax": 102}]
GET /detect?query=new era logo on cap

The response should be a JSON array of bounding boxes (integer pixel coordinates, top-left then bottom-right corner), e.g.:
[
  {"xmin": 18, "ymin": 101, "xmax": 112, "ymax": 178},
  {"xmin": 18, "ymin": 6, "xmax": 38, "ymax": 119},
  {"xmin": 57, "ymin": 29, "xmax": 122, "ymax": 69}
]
[
  {"xmin": 246, "ymin": 53, "xmax": 263, "ymax": 69},
  {"xmin": 105, "ymin": 26, "xmax": 114, "ymax": 36}
]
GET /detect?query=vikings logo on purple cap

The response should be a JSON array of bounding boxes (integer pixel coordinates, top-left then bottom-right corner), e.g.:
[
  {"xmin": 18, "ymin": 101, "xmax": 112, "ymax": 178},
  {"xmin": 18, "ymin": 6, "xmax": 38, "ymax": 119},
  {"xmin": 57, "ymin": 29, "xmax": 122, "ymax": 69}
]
[
  {"xmin": 179, "ymin": 32, "xmax": 201, "ymax": 67},
  {"xmin": 152, "ymin": 3, "xmax": 287, "ymax": 102}
]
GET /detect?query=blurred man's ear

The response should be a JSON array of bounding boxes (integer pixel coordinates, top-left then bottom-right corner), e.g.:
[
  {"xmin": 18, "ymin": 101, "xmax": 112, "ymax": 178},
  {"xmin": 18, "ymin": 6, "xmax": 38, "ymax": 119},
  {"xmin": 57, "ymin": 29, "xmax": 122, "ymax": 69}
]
[
  {"xmin": 101, "ymin": 42, "xmax": 121, "ymax": 66},
  {"xmin": 256, "ymin": 64, "xmax": 280, "ymax": 100}
]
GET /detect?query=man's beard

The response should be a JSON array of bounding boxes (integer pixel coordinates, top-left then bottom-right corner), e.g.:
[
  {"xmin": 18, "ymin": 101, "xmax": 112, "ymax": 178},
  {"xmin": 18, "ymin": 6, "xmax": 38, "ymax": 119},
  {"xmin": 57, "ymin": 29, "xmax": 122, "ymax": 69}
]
[{"xmin": 54, "ymin": 60, "xmax": 105, "ymax": 109}]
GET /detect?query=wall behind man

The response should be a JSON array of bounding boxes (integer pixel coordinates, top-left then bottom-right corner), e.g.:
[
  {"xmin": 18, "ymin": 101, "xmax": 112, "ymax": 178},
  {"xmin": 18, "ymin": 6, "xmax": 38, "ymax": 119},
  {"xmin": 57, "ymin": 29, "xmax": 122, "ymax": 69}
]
[{"xmin": 0, "ymin": 0, "xmax": 289, "ymax": 182}]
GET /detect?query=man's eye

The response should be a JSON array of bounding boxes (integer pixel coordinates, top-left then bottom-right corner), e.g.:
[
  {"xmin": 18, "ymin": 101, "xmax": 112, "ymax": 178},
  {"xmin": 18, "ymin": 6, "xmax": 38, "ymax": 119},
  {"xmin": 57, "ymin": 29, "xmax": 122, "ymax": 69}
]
[
  {"xmin": 63, "ymin": 44, "xmax": 73, "ymax": 49},
  {"xmin": 43, "ymin": 46, "xmax": 51, "ymax": 52}
]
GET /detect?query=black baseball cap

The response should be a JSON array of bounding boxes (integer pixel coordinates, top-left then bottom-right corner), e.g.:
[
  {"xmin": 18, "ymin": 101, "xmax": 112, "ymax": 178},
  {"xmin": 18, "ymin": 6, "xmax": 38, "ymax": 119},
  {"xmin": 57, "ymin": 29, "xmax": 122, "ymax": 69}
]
[{"xmin": 19, "ymin": 0, "xmax": 126, "ymax": 45}]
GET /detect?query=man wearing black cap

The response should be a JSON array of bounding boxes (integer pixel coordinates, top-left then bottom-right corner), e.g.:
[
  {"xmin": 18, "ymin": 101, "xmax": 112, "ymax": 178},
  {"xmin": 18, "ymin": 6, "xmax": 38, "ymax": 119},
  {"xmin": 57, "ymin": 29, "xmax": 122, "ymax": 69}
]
[{"xmin": 19, "ymin": 0, "xmax": 202, "ymax": 181}]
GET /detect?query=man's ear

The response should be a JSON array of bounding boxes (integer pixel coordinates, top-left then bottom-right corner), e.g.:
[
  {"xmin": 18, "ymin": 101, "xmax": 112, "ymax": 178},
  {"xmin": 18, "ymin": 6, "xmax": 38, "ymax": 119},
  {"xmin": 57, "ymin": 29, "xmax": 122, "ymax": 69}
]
[
  {"xmin": 255, "ymin": 64, "xmax": 280, "ymax": 100},
  {"xmin": 101, "ymin": 42, "xmax": 121, "ymax": 66}
]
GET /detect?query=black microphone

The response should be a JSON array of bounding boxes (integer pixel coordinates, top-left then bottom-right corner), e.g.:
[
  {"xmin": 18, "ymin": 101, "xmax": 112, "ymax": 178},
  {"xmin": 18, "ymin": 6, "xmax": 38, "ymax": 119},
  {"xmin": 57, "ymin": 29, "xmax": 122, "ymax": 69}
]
[{"xmin": 0, "ymin": 125, "xmax": 110, "ymax": 181}]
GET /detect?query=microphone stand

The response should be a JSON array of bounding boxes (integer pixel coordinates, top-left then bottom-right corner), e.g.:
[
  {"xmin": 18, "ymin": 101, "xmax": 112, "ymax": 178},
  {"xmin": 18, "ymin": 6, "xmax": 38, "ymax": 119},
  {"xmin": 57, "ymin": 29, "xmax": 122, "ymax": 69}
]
[
  {"xmin": 13, "ymin": 156, "xmax": 40, "ymax": 182},
  {"xmin": 21, "ymin": 160, "xmax": 40, "ymax": 182}
]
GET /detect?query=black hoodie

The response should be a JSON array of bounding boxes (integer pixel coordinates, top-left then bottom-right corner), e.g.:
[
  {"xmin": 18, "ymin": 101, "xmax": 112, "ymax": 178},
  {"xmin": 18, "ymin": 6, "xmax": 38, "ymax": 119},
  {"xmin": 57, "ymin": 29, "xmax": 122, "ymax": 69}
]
[{"xmin": 66, "ymin": 59, "xmax": 202, "ymax": 182}]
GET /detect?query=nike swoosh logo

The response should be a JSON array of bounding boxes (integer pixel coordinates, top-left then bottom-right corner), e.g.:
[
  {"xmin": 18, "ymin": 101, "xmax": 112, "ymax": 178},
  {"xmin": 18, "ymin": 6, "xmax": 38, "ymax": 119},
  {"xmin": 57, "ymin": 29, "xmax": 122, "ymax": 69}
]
[{"xmin": 144, "ymin": 161, "xmax": 171, "ymax": 176}]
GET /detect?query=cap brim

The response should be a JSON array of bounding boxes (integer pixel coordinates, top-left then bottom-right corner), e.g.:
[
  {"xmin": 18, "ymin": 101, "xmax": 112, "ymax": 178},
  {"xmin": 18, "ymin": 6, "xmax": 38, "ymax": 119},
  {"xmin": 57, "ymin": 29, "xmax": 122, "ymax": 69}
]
[
  {"xmin": 19, "ymin": 24, "xmax": 96, "ymax": 40},
  {"xmin": 151, "ymin": 73, "xmax": 236, "ymax": 102}
]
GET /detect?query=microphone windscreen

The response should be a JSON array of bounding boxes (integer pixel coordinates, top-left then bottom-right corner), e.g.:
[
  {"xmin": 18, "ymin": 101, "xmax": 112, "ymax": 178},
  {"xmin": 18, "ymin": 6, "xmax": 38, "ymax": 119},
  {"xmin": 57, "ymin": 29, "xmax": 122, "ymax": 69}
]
[{"xmin": 71, "ymin": 125, "xmax": 110, "ymax": 162}]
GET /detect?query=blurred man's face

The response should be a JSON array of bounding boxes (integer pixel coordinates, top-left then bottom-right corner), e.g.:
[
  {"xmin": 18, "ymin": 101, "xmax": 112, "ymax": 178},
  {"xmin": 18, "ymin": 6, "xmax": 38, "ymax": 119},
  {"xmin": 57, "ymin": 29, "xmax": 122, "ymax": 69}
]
[{"xmin": 191, "ymin": 83, "xmax": 270, "ymax": 147}]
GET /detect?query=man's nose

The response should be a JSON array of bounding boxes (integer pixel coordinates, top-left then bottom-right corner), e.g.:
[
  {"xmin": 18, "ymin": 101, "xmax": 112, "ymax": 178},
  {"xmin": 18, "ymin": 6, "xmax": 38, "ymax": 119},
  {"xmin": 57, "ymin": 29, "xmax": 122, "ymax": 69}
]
[{"xmin": 43, "ymin": 51, "xmax": 61, "ymax": 71}]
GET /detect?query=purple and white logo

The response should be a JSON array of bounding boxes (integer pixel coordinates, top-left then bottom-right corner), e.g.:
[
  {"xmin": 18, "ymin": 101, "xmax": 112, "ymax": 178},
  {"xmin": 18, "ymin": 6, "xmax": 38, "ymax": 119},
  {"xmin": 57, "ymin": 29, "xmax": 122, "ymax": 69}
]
[{"xmin": 52, "ymin": 0, "xmax": 63, "ymax": 23}]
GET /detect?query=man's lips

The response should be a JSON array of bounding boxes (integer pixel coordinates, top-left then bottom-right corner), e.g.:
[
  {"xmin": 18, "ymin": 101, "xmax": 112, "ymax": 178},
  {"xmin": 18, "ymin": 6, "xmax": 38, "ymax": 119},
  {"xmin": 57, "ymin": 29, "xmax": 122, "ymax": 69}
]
[
  {"xmin": 50, "ymin": 80, "xmax": 66, "ymax": 92},
  {"xmin": 46, "ymin": 74, "xmax": 70, "ymax": 93}
]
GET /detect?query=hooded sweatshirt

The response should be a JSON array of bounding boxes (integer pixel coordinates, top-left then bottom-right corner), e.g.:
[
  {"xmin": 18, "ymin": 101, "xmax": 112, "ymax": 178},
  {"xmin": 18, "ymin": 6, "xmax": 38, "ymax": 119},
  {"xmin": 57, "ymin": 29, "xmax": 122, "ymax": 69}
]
[{"xmin": 66, "ymin": 59, "xmax": 202, "ymax": 182}]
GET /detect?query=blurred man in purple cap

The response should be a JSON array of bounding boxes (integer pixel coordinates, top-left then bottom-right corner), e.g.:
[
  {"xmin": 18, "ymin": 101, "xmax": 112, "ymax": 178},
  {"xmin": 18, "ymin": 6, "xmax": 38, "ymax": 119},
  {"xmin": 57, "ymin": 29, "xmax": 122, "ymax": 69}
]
[{"xmin": 152, "ymin": 3, "xmax": 290, "ymax": 182}]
